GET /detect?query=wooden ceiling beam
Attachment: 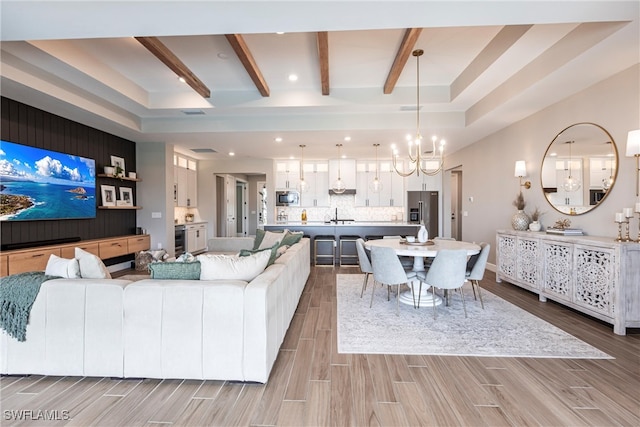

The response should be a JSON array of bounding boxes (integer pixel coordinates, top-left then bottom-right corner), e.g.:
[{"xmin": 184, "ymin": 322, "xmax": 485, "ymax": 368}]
[
  {"xmin": 225, "ymin": 34, "xmax": 270, "ymax": 97},
  {"xmin": 317, "ymin": 31, "xmax": 330, "ymax": 95},
  {"xmin": 383, "ymin": 28, "xmax": 423, "ymax": 94},
  {"xmin": 135, "ymin": 36, "xmax": 210, "ymax": 98}
]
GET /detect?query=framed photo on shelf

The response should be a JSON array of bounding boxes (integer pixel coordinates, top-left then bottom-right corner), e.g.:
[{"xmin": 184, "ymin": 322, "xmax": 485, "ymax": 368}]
[
  {"xmin": 110, "ymin": 155, "xmax": 125, "ymax": 174},
  {"xmin": 118, "ymin": 187, "xmax": 133, "ymax": 206},
  {"xmin": 100, "ymin": 185, "xmax": 116, "ymax": 206}
]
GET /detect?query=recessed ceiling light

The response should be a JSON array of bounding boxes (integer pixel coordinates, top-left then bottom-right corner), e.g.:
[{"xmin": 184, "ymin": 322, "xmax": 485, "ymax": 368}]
[
  {"xmin": 178, "ymin": 77, "xmax": 186, "ymax": 83},
  {"xmin": 217, "ymin": 53, "xmax": 229, "ymax": 60},
  {"xmin": 288, "ymin": 74, "xmax": 298, "ymax": 82},
  {"xmin": 229, "ymin": 152, "xmax": 235, "ymax": 156},
  {"xmin": 275, "ymin": 137, "xmax": 283, "ymax": 142},
  {"xmin": 276, "ymin": 32, "xmax": 285, "ymax": 35},
  {"xmin": 344, "ymin": 136, "xmax": 351, "ymax": 142}
]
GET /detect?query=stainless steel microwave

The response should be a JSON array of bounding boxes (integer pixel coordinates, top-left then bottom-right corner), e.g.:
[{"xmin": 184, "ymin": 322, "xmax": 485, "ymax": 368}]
[{"xmin": 276, "ymin": 190, "xmax": 300, "ymax": 207}]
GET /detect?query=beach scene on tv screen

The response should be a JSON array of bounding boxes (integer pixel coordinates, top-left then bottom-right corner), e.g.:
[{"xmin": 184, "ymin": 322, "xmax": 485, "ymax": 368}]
[{"xmin": 0, "ymin": 140, "xmax": 96, "ymax": 221}]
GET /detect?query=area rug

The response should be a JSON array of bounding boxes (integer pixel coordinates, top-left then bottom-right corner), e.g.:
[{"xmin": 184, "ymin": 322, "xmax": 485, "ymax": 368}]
[{"xmin": 336, "ymin": 274, "xmax": 612, "ymax": 359}]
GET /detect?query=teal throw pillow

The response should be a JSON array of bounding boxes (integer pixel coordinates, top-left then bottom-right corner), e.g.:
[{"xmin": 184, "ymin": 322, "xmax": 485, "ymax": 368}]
[
  {"xmin": 148, "ymin": 261, "xmax": 201, "ymax": 280},
  {"xmin": 240, "ymin": 243, "xmax": 279, "ymax": 266},
  {"xmin": 280, "ymin": 230, "xmax": 304, "ymax": 248}
]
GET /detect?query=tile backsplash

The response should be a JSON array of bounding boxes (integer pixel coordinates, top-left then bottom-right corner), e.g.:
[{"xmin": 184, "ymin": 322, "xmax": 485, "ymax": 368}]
[{"xmin": 277, "ymin": 195, "xmax": 405, "ymax": 223}]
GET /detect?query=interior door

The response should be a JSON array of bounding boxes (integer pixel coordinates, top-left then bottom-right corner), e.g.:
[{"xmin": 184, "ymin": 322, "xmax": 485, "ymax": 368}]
[
  {"xmin": 226, "ymin": 175, "xmax": 236, "ymax": 237},
  {"xmin": 236, "ymin": 180, "xmax": 248, "ymax": 236}
]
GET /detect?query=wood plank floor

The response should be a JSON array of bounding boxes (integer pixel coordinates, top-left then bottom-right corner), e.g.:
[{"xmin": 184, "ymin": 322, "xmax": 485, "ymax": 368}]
[{"xmin": 2, "ymin": 267, "xmax": 639, "ymax": 426}]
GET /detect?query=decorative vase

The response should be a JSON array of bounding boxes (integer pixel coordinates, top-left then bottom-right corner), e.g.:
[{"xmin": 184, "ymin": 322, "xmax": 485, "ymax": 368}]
[
  {"xmin": 512, "ymin": 210, "xmax": 531, "ymax": 231},
  {"xmin": 417, "ymin": 224, "xmax": 428, "ymax": 243},
  {"xmin": 529, "ymin": 221, "xmax": 541, "ymax": 232}
]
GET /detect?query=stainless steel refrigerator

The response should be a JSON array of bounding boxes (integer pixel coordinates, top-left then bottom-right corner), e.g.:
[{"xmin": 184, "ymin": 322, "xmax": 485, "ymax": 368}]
[{"xmin": 407, "ymin": 191, "xmax": 439, "ymax": 238}]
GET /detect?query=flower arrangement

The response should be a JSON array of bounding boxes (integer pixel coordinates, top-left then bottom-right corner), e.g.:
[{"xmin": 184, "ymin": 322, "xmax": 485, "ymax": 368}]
[
  {"xmin": 530, "ymin": 207, "xmax": 544, "ymax": 222},
  {"xmin": 512, "ymin": 192, "xmax": 526, "ymax": 210}
]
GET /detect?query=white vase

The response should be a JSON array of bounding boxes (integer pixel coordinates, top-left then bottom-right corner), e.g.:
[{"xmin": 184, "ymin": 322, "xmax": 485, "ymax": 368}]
[
  {"xmin": 529, "ymin": 221, "xmax": 541, "ymax": 232},
  {"xmin": 417, "ymin": 224, "xmax": 428, "ymax": 243}
]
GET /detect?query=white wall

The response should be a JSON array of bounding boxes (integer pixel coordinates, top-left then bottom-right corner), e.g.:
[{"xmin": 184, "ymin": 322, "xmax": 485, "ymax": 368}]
[
  {"xmin": 136, "ymin": 142, "xmax": 175, "ymax": 253},
  {"xmin": 449, "ymin": 64, "xmax": 640, "ymax": 264}
]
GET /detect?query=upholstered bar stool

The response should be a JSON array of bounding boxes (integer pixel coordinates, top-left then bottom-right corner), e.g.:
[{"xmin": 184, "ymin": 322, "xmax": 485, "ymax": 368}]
[
  {"xmin": 339, "ymin": 235, "xmax": 361, "ymax": 266},
  {"xmin": 314, "ymin": 235, "xmax": 336, "ymax": 266}
]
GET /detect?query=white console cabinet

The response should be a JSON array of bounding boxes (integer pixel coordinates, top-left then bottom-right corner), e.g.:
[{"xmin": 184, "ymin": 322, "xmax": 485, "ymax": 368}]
[{"xmin": 496, "ymin": 229, "xmax": 640, "ymax": 335}]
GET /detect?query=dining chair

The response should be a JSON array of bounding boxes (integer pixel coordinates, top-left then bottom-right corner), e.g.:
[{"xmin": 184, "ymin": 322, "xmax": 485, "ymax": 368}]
[
  {"xmin": 356, "ymin": 238, "xmax": 373, "ymax": 297},
  {"xmin": 465, "ymin": 242, "xmax": 490, "ymax": 309},
  {"xmin": 382, "ymin": 235, "xmax": 414, "ymax": 269},
  {"xmin": 417, "ymin": 249, "xmax": 468, "ymax": 319},
  {"xmin": 370, "ymin": 246, "xmax": 419, "ymax": 315}
]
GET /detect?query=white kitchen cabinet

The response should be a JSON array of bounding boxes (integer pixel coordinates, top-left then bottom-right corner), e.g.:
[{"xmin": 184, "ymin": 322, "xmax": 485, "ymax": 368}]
[
  {"xmin": 275, "ymin": 160, "xmax": 300, "ymax": 190},
  {"xmin": 174, "ymin": 154, "xmax": 198, "ymax": 207},
  {"xmin": 404, "ymin": 164, "xmax": 441, "ymax": 192},
  {"xmin": 355, "ymin": 160, "xmax": 404, "ymax": 207},
  {"xmin": 378, "ymin": 161, "xmax": 404, "ymax": 207},
  {"xmin": 300, "ymin": 161, "xmax": 329, "ymax": 207},
  {"xmin": 186, "ymin": 223, "xmax": 207, "ymax": 254}
]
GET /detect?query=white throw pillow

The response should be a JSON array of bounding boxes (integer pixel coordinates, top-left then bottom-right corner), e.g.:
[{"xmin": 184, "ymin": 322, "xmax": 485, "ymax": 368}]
[
  {"xmin": 258, "ymin": 231, "xmax": 283, "ymax": 250},
  {"xmin": 75, "ymin": 247, "xmax": 111, "ymax": 279},
  {"xmin": 197, "ymin": 250, "xmax": 270, "ymax": 281},
  {"xmin": 45, "ymin": 254, "xmax": 81, "ymax": 278}
]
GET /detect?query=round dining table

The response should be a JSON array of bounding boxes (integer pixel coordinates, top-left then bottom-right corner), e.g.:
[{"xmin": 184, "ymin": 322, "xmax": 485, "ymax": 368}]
[{"xmin": 364, "ymin": 238, "xmax": 481, "ymax": 307}]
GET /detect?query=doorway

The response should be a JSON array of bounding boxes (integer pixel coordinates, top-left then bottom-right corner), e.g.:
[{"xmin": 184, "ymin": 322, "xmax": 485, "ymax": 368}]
[{"xmin": 450, "ymin": 170, "xmax": 463, "ymax": 240}]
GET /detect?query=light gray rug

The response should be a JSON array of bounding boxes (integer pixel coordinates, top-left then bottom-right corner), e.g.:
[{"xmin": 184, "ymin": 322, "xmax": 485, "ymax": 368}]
[{"xmin": 336, "ymin": 274, "xmax": 612, "ymax": 359}]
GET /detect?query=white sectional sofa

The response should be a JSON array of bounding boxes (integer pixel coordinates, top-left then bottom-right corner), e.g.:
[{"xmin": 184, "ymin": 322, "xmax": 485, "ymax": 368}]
[{"xmin": 0, "ymin": 237, "xmax": 310, "ymax": 383}]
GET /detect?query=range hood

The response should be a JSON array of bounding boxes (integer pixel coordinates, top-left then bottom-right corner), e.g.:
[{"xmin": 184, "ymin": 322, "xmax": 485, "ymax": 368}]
[{"xmin": 328, "ymin": 189, "xmax": 356, "ymax": 195}]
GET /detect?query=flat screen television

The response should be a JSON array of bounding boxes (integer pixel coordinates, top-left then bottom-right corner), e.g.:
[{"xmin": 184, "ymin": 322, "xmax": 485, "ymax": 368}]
[{"xmin": 0, "ymin": 140, "xmax": 96, "ymax": 221}]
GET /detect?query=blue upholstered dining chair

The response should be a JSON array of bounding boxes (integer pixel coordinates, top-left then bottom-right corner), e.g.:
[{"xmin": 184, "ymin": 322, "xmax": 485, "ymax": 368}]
[
  {"xmin": 355, "ymin": 238, "xmax": 373, "ymax": 298},
  {"xmin": 416, "ymin": 249, "xmax": 468, "ymax": 319},
  {"xmin": 370, "ymin": 246, "xmax": 420, "ymax": 315},
  {"xmin": 465, "ymin": 242, "xmax": 490, "ymax": 309}
]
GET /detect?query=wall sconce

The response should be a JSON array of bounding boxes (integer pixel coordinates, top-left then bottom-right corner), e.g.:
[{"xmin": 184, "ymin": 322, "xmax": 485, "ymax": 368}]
[
  {"xmin": 514, "ymin": 160, "xmax": 531, "ymax": 189},
  {"xmin": 627, "ymin": 129, "xmax": 640, "ymax": 197}
]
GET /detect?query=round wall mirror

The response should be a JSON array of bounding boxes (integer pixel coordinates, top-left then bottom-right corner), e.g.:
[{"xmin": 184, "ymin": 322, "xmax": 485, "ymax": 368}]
[{"xmin": 541, "ymin": 122, "xmax": 618, "ymax": 215}]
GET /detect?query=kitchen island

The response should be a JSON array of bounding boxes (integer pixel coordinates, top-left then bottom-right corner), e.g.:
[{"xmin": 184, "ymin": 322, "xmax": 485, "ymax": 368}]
[{"xmin": 264, "ymin": 222, "xmax": 420, "ymax": 265}]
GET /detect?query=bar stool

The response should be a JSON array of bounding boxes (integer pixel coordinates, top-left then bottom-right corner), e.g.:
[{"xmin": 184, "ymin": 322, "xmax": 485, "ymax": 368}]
[
  {"xmin": 339, "ymin": 235, "xmax": 360, "ymax": 267},
  {"xmin": 314, "ymin": 235, "xmax": 336, "ymax": 266}
]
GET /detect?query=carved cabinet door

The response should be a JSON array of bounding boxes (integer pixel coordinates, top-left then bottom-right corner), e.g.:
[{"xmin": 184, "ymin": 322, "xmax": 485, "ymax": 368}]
[
  {"xmin": 572, "ymin": 244, "xmax": 616, "ymax": 317},
  {"xmin": 542, "ymin": 240, "xmax": 573, "ymax": 303}
]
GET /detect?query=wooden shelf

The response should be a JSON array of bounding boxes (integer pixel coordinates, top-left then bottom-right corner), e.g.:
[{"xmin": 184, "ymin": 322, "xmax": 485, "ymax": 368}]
[
  {"xmin": 97, "ymin": 173, "xmax": 142, "ymax": 182},
  {"xmin": 98, "ymin": 206, "xmax": 142, "ymax": 210}
]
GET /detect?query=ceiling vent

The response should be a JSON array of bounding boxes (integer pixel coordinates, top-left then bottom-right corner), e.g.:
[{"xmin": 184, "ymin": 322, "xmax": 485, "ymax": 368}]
[
  {"xmin": 190, "ymin": 148, "xmax": 217, "ymax": 153},
  {"xmin": 400, "ymin": 105, "xmax": 421, "ymax": 111},
  {"xmin": 181, "ymin": 109, "xmax": 205, "ymax": 115}
]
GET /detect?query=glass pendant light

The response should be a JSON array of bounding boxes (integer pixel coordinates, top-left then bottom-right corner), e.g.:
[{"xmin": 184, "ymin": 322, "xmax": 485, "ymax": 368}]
[
  {"xmin": 332, "ymin": 143, "xmax": 346, "ymax": 194},
  {"xmin": 298, "ymin": 144, "xmax": 308, "ymax": 193},
  {"xmin": 562, "ymin": 140, "xmax": 581, "ymax": 192},
  {"xmin": 369, "ymin": 143, "xmax": 383, "ymax": 193}
]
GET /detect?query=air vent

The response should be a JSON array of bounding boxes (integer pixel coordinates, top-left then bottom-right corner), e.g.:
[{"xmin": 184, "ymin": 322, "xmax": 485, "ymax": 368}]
[
  {"xmin": 400, "ymin": 105, "xmax": 421, "ymax": 111},
  {"xmin": 181, "ymin": 109, "xmax": 205, "ymax": 115},
  {"xmin": 190, "ymin": 148, "xmax": 217, "ymax": 153}
]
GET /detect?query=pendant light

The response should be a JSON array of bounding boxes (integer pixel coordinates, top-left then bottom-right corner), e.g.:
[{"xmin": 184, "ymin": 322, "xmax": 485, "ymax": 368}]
[
  {"xmin": 392, "ymin": 49, "xmax": 445, "ymax": 177},
  {"xmin": 369, "ymin": 143, "xmax": 383, "ymax": 193},
  {"xmin": 562, "ymin": 140, "xmax": 581, "ymax": 192},
  {"xmin": 298, "ymin": 144, "xmax": 308, "ymax": 193},
  {"xmin": 332, "ymin": 143, "xmax": 346, "ymax": 194}
]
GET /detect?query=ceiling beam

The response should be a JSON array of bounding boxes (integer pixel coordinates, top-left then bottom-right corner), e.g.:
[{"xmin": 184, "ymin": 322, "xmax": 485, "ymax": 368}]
[
  {"xmin": 317, "ymin": 31, "xmax": 330, "ymax": 95},
  {"xmin": 383, "ymin": 28, "xmax": 423, "ymax": 94},
  {"xmin": 225, "ymin": 34, "xmax": 270, "ymax": 97},
  {"xmin": 134, "ymin": 36, "xmax": 210, "ymax": 98}
]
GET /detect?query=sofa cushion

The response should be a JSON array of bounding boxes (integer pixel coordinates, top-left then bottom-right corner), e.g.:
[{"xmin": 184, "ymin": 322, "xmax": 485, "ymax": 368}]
[
  {"xmin": 257, "ymin": 231, "xmax": 283, "ymax": 250},
  {"xmin": 75, "ymin": 248, "xmax": 111, "ymax": 279},
  {"xmin": 280, "ymin": 230, "xmax": 304, "ymax": 247},
  {"xmin": 197, "ymin": 250, "xmax": 270, "ymax": 281},
  {"xmin": 45, "ymin": 254, "xmax": 81, "ymax": 278},
  {"xmin": 239, "ymin": 243, "xmax": 279, "ymax": 267},
  {"xmin": 148, "ymin": 261, "xmax": 201, "ymax": 280}
]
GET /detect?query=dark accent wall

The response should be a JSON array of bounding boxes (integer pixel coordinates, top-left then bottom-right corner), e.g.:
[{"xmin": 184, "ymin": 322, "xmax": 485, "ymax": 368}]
[{"xmin": 1, "ymin": 97, "xmax": 138, "ymax": 247}]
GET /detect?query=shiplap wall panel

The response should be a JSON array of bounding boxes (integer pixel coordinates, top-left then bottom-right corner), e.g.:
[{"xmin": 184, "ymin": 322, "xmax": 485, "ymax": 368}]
[{"xmin": 1, "ymin": 97, "xmax": 137, "ymax": 248}]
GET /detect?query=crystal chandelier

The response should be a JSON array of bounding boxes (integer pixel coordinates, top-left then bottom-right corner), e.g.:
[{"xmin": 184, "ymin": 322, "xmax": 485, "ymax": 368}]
[{"xmin": 393, "ymin": 49, "xmax": 445, "ymax": 177}]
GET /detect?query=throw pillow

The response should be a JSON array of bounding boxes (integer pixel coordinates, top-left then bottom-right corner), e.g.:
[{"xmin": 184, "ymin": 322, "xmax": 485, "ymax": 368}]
[
  {"xmin": 280, "ymin": 230, "xmax": 304, "ymax": 247},
  {"xmin": 197, "ymin": 250, "xmax": 270, "ymax": 281},
  {"xmin": 253, "ymin": 229, "xmax": 286, "ymax": 250},
  {"xmin": 75, "ymin": 247, "xmax": 111, "ymax": 279},
  {"xmin": 45, "ymin": 254, "xmax": 81, "ymax": 278},
  {"xmin": 239, "ymin": 243, "xmax": 279, "ymax": 267},
  {"xmin": 148, "ymin": 261, "xmax": 201, "ymax": 280},
  {"xmin": 258, "ymin": 230, "xmax": 284, "ymax": 250}
]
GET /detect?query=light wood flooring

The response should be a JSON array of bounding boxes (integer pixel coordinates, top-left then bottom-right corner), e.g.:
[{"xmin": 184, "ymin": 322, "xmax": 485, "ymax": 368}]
[{"xmin": 1, "ymin": 267, "xmax": 639, "ymax": 426}]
